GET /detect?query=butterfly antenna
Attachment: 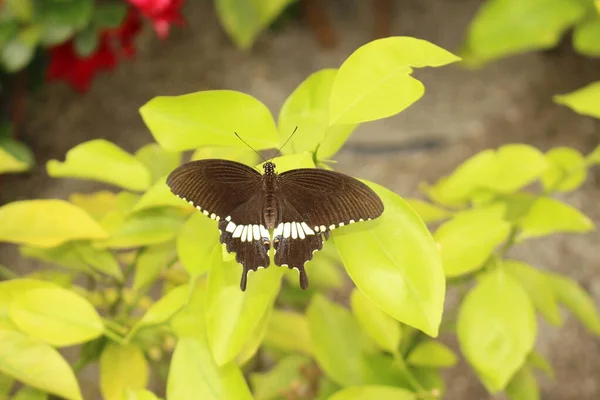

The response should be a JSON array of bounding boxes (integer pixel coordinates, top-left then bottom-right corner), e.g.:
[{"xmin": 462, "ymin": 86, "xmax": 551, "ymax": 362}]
[
  {"xmin": 234, "ymin": 132, "xmax": 267, "ymax": 162},
  {"xmin": 270, "ymin": 126, "xmax": 298, "ymax": 161}
]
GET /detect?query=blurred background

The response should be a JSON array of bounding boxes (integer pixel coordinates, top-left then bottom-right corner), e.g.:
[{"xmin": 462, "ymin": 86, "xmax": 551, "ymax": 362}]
[{"xmin": 0, "ymin": 0, "xmax": 599, "ymax": 399}]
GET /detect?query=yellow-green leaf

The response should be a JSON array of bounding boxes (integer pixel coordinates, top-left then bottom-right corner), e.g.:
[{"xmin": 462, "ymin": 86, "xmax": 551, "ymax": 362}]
[
  {"xmin": 134, "ymin": 143, "xmax": 181, "ymax": 184},
  {"xmin": 461, "ymin": 0, "xmax": 586, "ymax": 66},
  {"xmin": 167, "ymin": 337, "xmax": 253, "ymax": 400},
  {"xmin": 506, "ymin": 366, "xmax": 539, "ymax": 400},
  {"xmin": 69, "ymin": 191, "xmax": 118, "ymax": 221},
  {"xmin": 9, "ymin": 287, "xmax": 104, "ymax": 347},
  {"xmin": 434, "ymin": 205, "xmax": 510, "ymax": 277},
  {"xmin": 100, "ymin": 343, "xmax": 148, "ymax": 400},
  {"xmin": 176, "ymin": 213, "xmax": 220, "ymax": 276},
  {"xmin": 328, "ymin": 385, "xmax": 416, "ymax": 400},
  {"xmin": 350, "ymin": 289, "xmax": 401, "ymax": 353},
  {"xmin": 0, "ymin": 137, "xmax": 33, "ymax": 173},
  {"xmin": 140, "ymin": 90, "xmax": 279, "ymax": 151},
  {"xmin": 0, "ymin": 329, "xmax": 82, "ymax": 400},
  {"xmin": 404, "ymin": 199, "xmax": 452, "ymax": 223},
  {"xmin": 47, "ymin": 139, "xmax": 151, "ymax": 191},
  {"xmin": 518, "ymin": 197, "xmax": 594, "ymax": 239},
  {"xmin": 329, "ymin": 37, "xmax": 460, "ymax": 125},
  {"xmin": 11, "ymin": 386, "xmax": 47, "ymax": 400},
  {"xmin": 122, "ymin": 389, "xmax": 159, "ymax": 400},
  {"xmin": 0, "ymin": 279, "xmax": 59, "ymax": 330},
  {"xmin": 133, "ymin": 176, "xmax": 190, "ymax": 212},
  {"xmin": 541, "ymin": 147, "xmax": 587, "ymax": 192},
  {"xmin": 546, "ymin": 272, "xmax": 600, "ymax": 335},
  {"xmin": 250, "ymin": 355, "xmax": 310, "ymax": 400},
  {"xmin": 334, "ymin": 181, "xmax": 445, "ymax": 337},
  {"xmin": 503, "ymin": 260, "xmax": 562, "ymax": 326},
  {"xmin": 526, "ymin": 350, "xmax": 554, "ymax": 379},
  {"xmin": 133, "ymin": 241, "xmax": 175, "ymax": 290},
  {"xmin": 554, "ymin": 81, "xmax": 600, "ymax": 118},
  {"xmin": 0, "ymin": 200, "xmax": 108, "ymax": 247},
  {"xmin": 263, "ymin": 309, "xmax": 313, "ymax": 356},
  {"xmin": 457, "ymin": 268, "xmax": 536, "ymax": 392},
  {"xmin": 407, "ymin": 340, "xmax": 458, "ymax": 368},
  {"xmin": 191, "ymin": 146, "xmax": 259, "ymax": 166},
  {"xmin": 573, "ymin": 13, "xmax": 600, "ymax": 57}
]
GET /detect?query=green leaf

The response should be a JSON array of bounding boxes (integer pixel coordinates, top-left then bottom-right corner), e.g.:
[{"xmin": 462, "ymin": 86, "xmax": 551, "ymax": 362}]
[
  {"xmin": 75, "ymin": 243, "xmax": 123, "ymax": 281},
  {"xmin": 122, "ymin": 389, "xmax": 160, "ymax": 400},
  {"xmin": 506, "ymin": 366, "xmax": 539, "ymax": 400},
  {"xmin": 328, "ymin": 386, "xmax": 416, "ymax": 400},
  {"xmin": 457, "ymin": 268, "xmax": 537, "ymax": 392},
  {"xmin": 100, "ymin": 343, "xmax": 149, "ymax": 400},
  {"xmin": 214, "ymin": 0, "xmax": 294, "ymax": 49},
  {"xmin": 12, "ymin": 386, "xmax": 47, "ymax": 400},
  {"xmin": 74, "ymin": 26, "xmax": 98, "ymax": 57},
  {"xmin": 69, "ymin": 191, "xmax": 118, "ymax": 221},
  {"xmin": 235, "ymin": 305, "xmax": 273, "ymax": 365},
  {"xmin": 39, "ymin": 0, "xmax": 93, "ymax": 29},
  {"xmin": 263, "ymin": 309, "xmax": 313, "ymax": 356},
  {"xmin": 573, "ymin": 13, "xmax": 600, "ymax": 57},
  {"xmin": 20, "ymin": 243, "xmax": 93, "ymax": 277},
  {"xmin": 129, "ymin": 284, "xmax": 189, "ymax": 340},
  {"xmin": 329, "ymin": 37, "xmax": 460, "ymax": 125},
  {"xmin": 39, "ymin": 23, "xmax": 73, "ymax": 46},
  {"xmin": 93, "ymin": 2, "xmax": 127, "ymax": 29},
  {"xmin": 518, "ymin": 197, "xmax": 594, "ymax": 239},
  {"xmin": 133, "ymin": 176, "xmax": 191, "ymax": 212},
  {"xmin": 9, "ymin": 287, "xmax": 104, "ymax": 347},
  {"xmin": 251, "ymin": 355, "xmax": 310, "ymax": 400},
  {"xmin": 205, "ymin": 250, "xmax": 283, "ymax": 365},
  {"xmin": 167, "ymin": 337, "xmax": 253, "ymax": 400},
  {"xmin": 47, "ymin": 139, "xmax": 152, "ymax": 191},
  {"xmin": 0, "ymin": 137, "xmax": 34, "ymax": 173},
  {"xmin": 350, "ymin": 289, "xmax": 401, "ymax": 353},
  {"xmin": 176, "ymin": 213, "xmax": 221, "ymax": 276},
  {"xmin": 135, "ymin": 143, "xmax": 181, "ymax": 185},
  {"xmin": 0, "ymin": 279, "xmax": 59, "ymax": 331},
  {"xmin": 133, "ymin": 241, "xmax": 175, "ymax": 290},
  {"xmin": 191, "ymin": 146, "xmax": 259, "ymax": 166},
  {"xmin": 306, "ymin": 295, "xmax": 373, "ymax": 386},
  {"xmin": 0, "ymin": 329, "xmax": 82, "ymax": 400},
  {"xmin": 546, "ymin": 272, "xmax": 600, "ymax": 335},
  {"xmin": 423, "ymin": 145, "xmax": 548, "ymax": 206},
  {"xmin": 1, "ymin": 30, "xmax": 36, "ymax": 72},
  {"xmin": 434, "ymin": 205, "xmax": 510, "ymax": 277},
  {"xmin": 461, "ymin": 0, "xmax": 587, "ymax": 66},
  {"xmin": 0, "ymin": 373, "xmax": 14, "ymax": 397},
  {"xmin": 596, "ymin": 0, "xmax": 600, "ymax": 14},
  {"xmin": 588, "ymin": 144, "xmax": 600, "ymax": 165},
  {"xmin": 541, "ymin": 147, "xmax": 587, "ymax": 192},
  {"xmin": 6, "ymin": 0, "xmax": 34, "ymax": 22},
  {"xmin": 554, "ymin": 81, "xmax": 600, "ymax": 118},
  {"xmin": 140, "ymin": 90, "xmax": 279, "ymax": 152},
  {"xmin": 334, "ymin": 181, "xmax": 445, "ymax": 337},
  {"xmin": 96, "ymin": 208, "xmax": 185, "ymax": 249},
  {"xmin": 503, "ymin": 260, "xmax": 562, "ymax": 326},
  {"xmin": 404, "ymin": 199, "xmax": 452, "ymax": 223},
  {"xmin": 0, "ymin": 200, "xmax": 108, "ymax": 247},
  {"xmin": 526, "ymin": 350, "xmax": 554, "ymax": 379},
  {"xmin": 407, "ymin": 340, "xmax": 458, "ymax": 368},
  {"xmin": 278, "ymin": 68, "xmax": 357, "ymax": 158},
  {"xmin": 170, "ymin": 277, "xmax": 207, "ymax": 340}
]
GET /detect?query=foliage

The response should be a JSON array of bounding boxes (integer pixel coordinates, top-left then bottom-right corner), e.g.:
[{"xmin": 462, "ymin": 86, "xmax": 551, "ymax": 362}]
[{"xmin": 0, "ymin": 34, "xmax": 598, "ymax": 400}]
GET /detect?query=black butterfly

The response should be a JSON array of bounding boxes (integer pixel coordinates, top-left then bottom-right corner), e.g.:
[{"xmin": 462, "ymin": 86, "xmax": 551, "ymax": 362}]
[{"xmin": 167, "ymin": 158, "xmax": 384, "ymax": 291}]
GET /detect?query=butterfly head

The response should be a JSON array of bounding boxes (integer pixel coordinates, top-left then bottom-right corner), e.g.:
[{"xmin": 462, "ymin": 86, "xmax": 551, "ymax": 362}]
[{"xmin": 263, "ymin": 161, "xmax": 276, "ymax": 175}]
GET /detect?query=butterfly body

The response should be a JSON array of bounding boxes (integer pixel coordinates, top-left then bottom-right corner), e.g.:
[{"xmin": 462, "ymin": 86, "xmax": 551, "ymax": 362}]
[{"xmin": 167, "ymin": 159, "xmax": 383, "ymax": 291}]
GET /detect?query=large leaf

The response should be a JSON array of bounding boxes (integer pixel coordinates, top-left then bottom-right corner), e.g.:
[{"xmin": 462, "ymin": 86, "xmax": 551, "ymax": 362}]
[
  {"xmin": 134, "ymin": 143, "xmax": 181, "ymax": 184},
  {"xmin": 0, "ymin": 329, "xmax": 82, "ymax": 400},
  {"xmin": 176, "ymin": 213, "xmax": 221, "ymax": 276},
  {"xmin": 9, "ymin": 287, "xmax": 104, "ymax": 347},
  {"xmin": 278, "ymin": 69, "xmax": 357, "ymax": 158},
  {"xmin": 434, "ymin": 205, "xmax": 511, "ymax": 277},
  {"xmin": 328, "ymin": 386, "xmax": 416, "ymax": 400},
  {"xmin": 329, "ymin": 37, "xmax": 460, "ymax": 125},
  {"xmin": 546, "ymin": 272, "xmax": 600, "ymax": 335},
  {"xmin": 100, "ymin": 343, "xmax": 148, "ymax": 400},
  {"xmin": 541, "ymin": 147, "xmax": 587, "ymax": 192},
  {"xmin": 457, "ymin": 268, "xmax": 537, "ymax": 392},
  {"xmin": 140, "ymin": 90, "xmax": 279, "ymax": 151},
  {"xmin": 518, "ymin": 197, "xmax": 594, "ymax": 239},
  {"xmin": 47, "ymin": 140, "xmax": 151, "ymax": 191},
  {"xmin": 554, "ymin": 81, "xmax": 600, "ymax": 118},
  {"xmin": 407, "ymin": 340, "xmax": 458, "ymax": 368},
  {"xmin": 167, "ymin": 337, "xmax": 253, "ymax": 400},
  {"xmin": 350, "ymin": 289, "xmax": 401, "ymax": 353},
  {"xmin": 334, "ymin": 181, "xmax": 445, "ymax": 337},
  {"xmin": 573, "ymin": 13, "xmax": 600, "ymax": 57},
  {"xmin": 215, "ymin": 0, "xmax": 294, "ymax": 49},
  {"xmin": 503, "ymin": 260, "xmax": 562, "ymax": 326},
  {"xmin": 191, "ymin": 146, "xmax": 259, "ymax": 166},
  {"xmin": 0, "ymin": 279, "xmax": 59, "ymax": 330},
  {"xmin": 0, "ymin": 200, "xmax": 107, "ymax": 247},
  {"xmin": 132, "ymin": 176, "xmax": 191, "ymax": 212},
  {"xmin": 461, "ymin": 0, "xmax": 586, "ymax": 66},
  {"xmin": 263, "ymin": 309, "xmax": 313, "ymax": 356},
  {"xmin": 205, "ymin": 248, "xmax": 283, "ymax": 365},
  {"xmin": 0, "ymin": 137, "xmax": 34, "ymax": 173},
  {"xmin": 404, "ymin": 199, "xmax": 452, "ymax": 223},
  {"xmin": 69, "ymin": 191, "xmax": 118, "ymax": 221},
  {"xmin": 306, "ymin": 295, "xmax": 373, "ymax": 386},
  {"xmin": 133, "ymin": 241, "xmax": 175, "ymax": 290}
]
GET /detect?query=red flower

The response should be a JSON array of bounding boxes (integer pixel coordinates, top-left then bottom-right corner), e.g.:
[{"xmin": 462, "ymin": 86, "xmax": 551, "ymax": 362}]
[
  {"xmin": 47, "ymin": 8, "xmax": 142, "ymax": 93},
  {"xmin": 127, "ymin": 0, "xmax": 185, "ymax": 39}
]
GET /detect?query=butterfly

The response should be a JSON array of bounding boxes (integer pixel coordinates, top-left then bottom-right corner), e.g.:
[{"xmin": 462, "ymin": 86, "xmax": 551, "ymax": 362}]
[{"xmin": 167, "ymin": 136, "xmax": 384, "ymax": 291}]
